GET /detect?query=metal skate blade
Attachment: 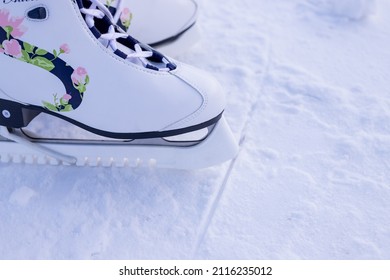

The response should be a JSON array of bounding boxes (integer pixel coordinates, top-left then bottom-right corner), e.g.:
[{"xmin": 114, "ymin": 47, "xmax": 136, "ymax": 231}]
[{"xmin": 21, "ymin": 113, "xmax": 210, "ymax": 146}]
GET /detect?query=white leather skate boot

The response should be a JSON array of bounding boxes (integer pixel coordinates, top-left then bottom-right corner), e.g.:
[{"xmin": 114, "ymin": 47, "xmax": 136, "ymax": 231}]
[
  {"xmin": 103, "ymin": 0, "xmax": 200, "ymax": 56},
  {"xmin": 0, "ymin": 0, "xmax": 237, "ymax": 169}
]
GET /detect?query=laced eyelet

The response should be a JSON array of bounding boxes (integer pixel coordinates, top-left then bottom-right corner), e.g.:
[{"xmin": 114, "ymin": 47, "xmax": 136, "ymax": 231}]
[{"xmin": 79, "ymin": 0, "xmax": 174, "ymax": 71}]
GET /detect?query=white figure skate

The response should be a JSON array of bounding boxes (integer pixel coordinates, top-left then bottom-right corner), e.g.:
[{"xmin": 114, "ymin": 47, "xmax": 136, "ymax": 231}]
[
  {"xmin": 0, "ymin": 0, "xmax": 237, "ymax": 169},
  {"xmin": 104, "ymin": 0, "xmax": 200, "ymax": 56}
]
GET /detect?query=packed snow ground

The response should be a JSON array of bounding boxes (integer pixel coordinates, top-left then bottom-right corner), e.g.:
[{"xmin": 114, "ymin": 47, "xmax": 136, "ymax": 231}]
[{"xmin": 1, "ymin": 0, "xmax": 390, "ymax": 259}]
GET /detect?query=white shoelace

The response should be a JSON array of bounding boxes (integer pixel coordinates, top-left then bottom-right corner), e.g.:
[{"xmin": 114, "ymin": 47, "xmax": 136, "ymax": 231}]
[
  {"xmin": 109, "ymin": 0, "xmax": 125, "ymax": 25},
  {"xmin": 80, "ymin": 0, "xmax": 153, "ymax": 67}
]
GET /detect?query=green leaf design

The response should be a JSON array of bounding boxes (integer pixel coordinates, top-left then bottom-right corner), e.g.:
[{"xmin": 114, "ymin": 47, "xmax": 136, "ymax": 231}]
[
  {"xmin": 53, "ymin": 49, "xmax": 58, "ymax": 57},
  {"xmin": 85, "ymin": 75, "xmax": 90, "ymax": 85},
  {"xmin": 4, "ymin": 26, "xmax": 13, "ymax": 40},
  {"xmin": 62, "ymin": 105, "xmax": 73, "ymax": 112},
  {"xmin": 35, "ymin": 48, "xmax": 48, "ymax": 56},
  {"xmin": 77, "ymin": 84, "xmax": 86, "ymax": 94},
  {"xmin": 31, "ymin": 57, "xmax": 55, "ymax": 72},
  {"xmin": 19, "ymin": 50, "xmax": 31, "ymax": 62},
  {"xmin": 42, "ymin": 101, "xmax": 58, "ymax": 112},
  {"xmin": 23, "ymin": 42, "xmax": 34, "ymax": 54}
]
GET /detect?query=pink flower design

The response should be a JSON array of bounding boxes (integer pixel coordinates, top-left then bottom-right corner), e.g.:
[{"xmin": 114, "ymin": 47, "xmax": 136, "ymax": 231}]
[
  {"xmin": 120, "ymin": 7, "xmax": 132, "ymax": 29},
  {"xmin": 120, "ymin": 8, "xmax": 131, "ymax": 22},
  {"xmin": 59, "ymin": 43, "xmax": 70, "ymax": 54},
  {"xmin": 0, "ymin": 9, "xmax": 11, "ymax": 26},
  {"xmin": 62, "ymin": 94, "xmax": 72, "ymax": 101},
  {"xmin": 0, "ymin": 46, "xmax": 4, "ymax": 54},
  {"xmin": 71, "ymin": 67, "xmax": 88, "ymax": 85},
  {"xmin": 0, "ymin": 9, "xmax": 27, "ymax": 38},
  {"xmin": 2, "ymin": 39, "xmax": 22, "ymax": 58}
]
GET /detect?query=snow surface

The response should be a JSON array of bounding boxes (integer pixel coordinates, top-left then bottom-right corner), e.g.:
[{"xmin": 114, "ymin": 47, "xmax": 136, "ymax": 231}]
[{"xmin": 1, "ymin": 0, "xmax": 390, "ymax": 259}]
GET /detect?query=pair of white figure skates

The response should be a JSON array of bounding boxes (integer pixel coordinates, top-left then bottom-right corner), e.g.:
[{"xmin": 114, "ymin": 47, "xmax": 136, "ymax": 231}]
[{"xmin": 0, "ymin": 0, "xmax": 238, "ymax": 169}]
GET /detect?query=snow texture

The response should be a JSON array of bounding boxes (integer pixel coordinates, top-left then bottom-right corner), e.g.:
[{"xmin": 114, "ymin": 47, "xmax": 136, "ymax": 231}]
[
  {"xmin": 1, "ymin": 0, "xmax": 390, "ymax": 259},
  {"xmin": 307, "ymin": 0, "xmax": 376, "ymax": 20}
]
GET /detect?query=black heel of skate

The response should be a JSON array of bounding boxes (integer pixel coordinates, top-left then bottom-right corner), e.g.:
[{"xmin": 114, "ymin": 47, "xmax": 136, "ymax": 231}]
[{"xmin": 0, "ymin": 99, "xmax": 40, "ymax": 128}]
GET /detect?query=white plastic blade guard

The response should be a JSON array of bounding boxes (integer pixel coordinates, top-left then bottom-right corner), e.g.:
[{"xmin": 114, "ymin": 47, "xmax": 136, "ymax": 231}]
[{"xmin": 0, "ymin": 117, "xmax": 238, "ymax": 169}]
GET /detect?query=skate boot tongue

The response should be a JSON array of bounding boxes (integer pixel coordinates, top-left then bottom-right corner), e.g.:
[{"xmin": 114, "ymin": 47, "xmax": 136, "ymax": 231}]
[{"xmin": 77, "ymin": 0, "xmax": 175, "ymax": 71}]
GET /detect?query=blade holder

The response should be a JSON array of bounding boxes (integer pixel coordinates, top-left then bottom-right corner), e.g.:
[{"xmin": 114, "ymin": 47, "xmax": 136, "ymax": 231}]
[{"xmin": 0, "ymin": 98, "xmax": 40, "ymax": 128}]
